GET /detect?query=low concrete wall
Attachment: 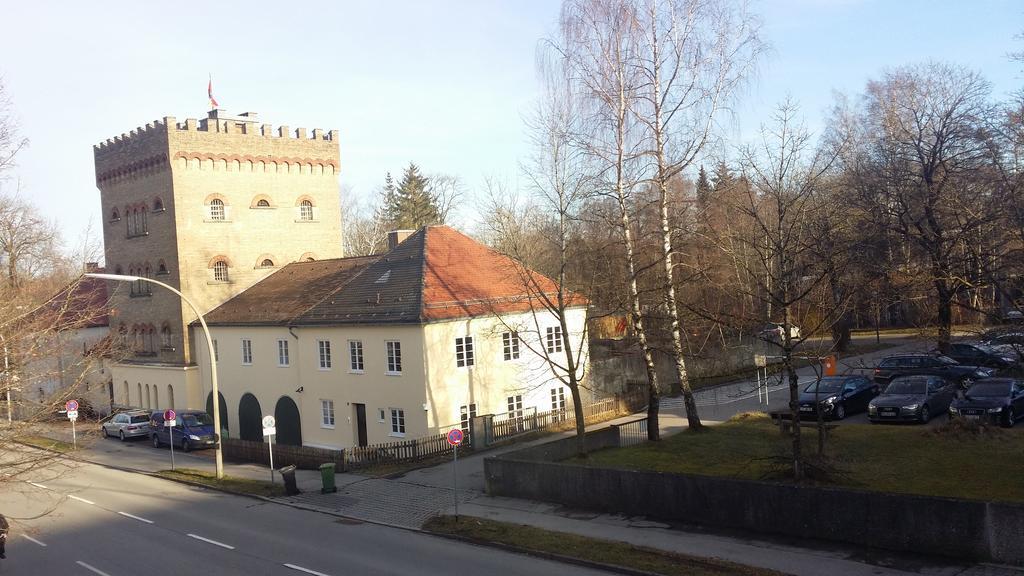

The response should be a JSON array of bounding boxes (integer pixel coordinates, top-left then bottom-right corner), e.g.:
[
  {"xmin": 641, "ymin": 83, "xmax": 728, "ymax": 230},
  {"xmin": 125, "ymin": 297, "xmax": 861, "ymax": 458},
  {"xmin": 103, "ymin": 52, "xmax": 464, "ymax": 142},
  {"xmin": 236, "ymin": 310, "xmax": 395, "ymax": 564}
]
[{"xmin": 484, "ymin": 436, "xmax": 1024, "ymax": 565}]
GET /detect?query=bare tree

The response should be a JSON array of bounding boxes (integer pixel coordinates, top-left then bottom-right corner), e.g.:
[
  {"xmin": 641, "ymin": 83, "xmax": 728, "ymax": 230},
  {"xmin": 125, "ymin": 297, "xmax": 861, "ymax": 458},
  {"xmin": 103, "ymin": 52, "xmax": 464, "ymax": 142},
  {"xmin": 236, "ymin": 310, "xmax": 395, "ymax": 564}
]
[
  {"xmin": 427, "ymin": 173, "xmax": 465, "ymax": 225},
  {"xmin": 341, "ymin": 187, "xmax": 389, "ymax": 257},
  {"xmin": 0, "ymin": 77, "xmax": 28, "ymax": 175},
  {"xmin": 0, "ymin": 189, "xmax": 63, "ymax": 291},
  {"xmin": 631, "ymin": 0, "xmax": 765, "ymax": 431}
]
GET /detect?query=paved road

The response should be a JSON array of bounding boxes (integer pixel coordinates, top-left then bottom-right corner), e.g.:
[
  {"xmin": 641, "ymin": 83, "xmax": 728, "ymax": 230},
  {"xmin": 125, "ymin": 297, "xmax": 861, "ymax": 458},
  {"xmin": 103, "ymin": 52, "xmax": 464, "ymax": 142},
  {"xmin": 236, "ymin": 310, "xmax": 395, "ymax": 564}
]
[{"xmin": 0, "ymin": 458, "xmax": 614, "ymax": 576}]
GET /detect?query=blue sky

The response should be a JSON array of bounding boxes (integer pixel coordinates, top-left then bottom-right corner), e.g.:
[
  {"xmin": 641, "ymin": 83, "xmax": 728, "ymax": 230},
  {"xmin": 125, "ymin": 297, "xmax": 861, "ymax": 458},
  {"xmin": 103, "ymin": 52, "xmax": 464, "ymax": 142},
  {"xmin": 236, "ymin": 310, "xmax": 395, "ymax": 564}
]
[{"xmin": 0, "ymin": 0, "xmax": 1020, "ymax": 255}]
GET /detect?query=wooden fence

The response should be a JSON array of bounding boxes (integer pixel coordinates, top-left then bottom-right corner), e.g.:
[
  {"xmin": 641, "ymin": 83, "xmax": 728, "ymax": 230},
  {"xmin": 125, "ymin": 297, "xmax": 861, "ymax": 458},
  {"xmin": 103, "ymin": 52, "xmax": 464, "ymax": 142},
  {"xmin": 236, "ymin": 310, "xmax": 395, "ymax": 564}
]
[
  {"xmin": 221, "ymin": 437, "xmax": 343, "ymax": 470},
  {"xmin": 343, "ymin": 430, "xmax": 465, "ymax": 470}
]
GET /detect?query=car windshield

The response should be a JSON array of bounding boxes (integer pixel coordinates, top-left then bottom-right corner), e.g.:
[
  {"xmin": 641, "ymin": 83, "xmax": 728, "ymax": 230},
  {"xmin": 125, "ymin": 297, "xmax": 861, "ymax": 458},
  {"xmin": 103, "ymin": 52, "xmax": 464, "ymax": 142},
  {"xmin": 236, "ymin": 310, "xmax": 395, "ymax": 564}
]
[
  {"xmin": 884, "ymin": 378, "xmax": 927, "ymax": 395},
  {"xmin": 803, "ymin": 379, "xmax": 844, "ymax": 393},
  {"xmin": 966, "ymin": 383, "xmax": 1010, "ymax": 398},
  {"xmin": 130, "ymin": 415, "xmax": 150, "ymax": 423},
  {"xmin": 935, "ymin": 356, "xmax": 958, "ymax": 365},
  {"xmin": 180, "ymin": 413, "xmax": 213, "ymax": 427}
]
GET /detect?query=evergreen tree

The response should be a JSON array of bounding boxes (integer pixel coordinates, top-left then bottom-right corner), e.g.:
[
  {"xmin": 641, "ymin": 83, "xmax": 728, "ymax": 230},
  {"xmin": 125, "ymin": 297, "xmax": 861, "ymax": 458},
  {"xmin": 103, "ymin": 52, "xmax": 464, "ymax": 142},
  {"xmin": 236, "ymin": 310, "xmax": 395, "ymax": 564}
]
[
  {"xmin": 386, "ymin": 163, "xmax": 441, "ymax": 229},
  {"xmin": 695, "ymin": 164, "xmax": 711, "ymax": 208},
  {"xmin": 711, "ymin": 161, "xmax": 735, "ymax": 192}
]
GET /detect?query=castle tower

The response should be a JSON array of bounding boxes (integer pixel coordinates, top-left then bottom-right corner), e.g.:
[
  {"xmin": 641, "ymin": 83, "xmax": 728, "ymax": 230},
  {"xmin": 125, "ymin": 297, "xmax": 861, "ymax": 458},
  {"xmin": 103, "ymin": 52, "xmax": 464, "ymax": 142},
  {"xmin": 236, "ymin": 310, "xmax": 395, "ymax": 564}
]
[{"xmin": 94, "ymin": 109, "xmax": 343, "ymax": 410}]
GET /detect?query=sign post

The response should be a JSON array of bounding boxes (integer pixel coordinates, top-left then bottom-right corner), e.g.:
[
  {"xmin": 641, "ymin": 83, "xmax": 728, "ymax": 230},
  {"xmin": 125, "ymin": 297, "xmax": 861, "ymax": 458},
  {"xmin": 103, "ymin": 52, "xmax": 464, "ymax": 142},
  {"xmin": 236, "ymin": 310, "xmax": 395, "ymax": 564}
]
[
  {"xmin": 446, "ymin": 428, "xmax": 464, "ymax": 520},
  {"xmin": 66, "ymin": 400, "xmax": 79, "ymax": 450},
  {"xmin": 164, "ymin": 409, "xmax": 177, "ymax": 471},
  {"xmin": 263, "ymin": 415, "xmax": 277, "ymax": 484}
]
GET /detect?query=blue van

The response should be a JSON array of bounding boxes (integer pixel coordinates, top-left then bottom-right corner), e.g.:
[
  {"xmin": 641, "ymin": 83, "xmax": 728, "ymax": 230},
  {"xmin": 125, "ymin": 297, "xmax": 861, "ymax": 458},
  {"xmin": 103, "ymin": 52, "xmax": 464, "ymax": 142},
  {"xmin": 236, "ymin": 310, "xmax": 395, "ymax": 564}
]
[{"xmin": 150, "ymin": 410, "xmax": 218, "ymax": 452}]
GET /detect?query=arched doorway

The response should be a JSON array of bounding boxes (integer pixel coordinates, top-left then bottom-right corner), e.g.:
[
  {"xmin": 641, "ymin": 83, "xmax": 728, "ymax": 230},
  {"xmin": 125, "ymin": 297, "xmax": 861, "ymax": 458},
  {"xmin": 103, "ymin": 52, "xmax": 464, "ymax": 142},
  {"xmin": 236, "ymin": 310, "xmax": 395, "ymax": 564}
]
[
  {"xmin": 274, "ymin": 396, "xmax": 302, "ymax": 446},
  {"xmin": 205, "ymin": 391, "xmax": 229, "ymax": 437},
  {"xmin": 237, "ymin": 393, "xmax": 263, "ymax": 441}
]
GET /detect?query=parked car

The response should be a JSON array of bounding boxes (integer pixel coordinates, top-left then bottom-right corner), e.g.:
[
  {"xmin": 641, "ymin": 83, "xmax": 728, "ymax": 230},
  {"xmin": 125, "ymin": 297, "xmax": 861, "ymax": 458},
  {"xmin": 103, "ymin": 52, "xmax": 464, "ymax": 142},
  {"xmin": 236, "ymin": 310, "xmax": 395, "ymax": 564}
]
[
  {"xmin": 868, "ymin": 375, "xmax": 959, "ymax": 423},
  {"xmin": 1004, "ymin": 310, "xmax": 1024, "ymax": 323},
  {"xmin": 101, "ymin": 410, "xmax": 152, "ymax": 441},
  {"xmin": 872, "ymin": 353, "xmax": 993, "ymax": 387},
  {"xmin": 949, "ymin": 378, "xmax": 1024, "ymax": 428},
  {"xmin": 934, "ymin": 343, "xmax": 1018, "ymax": 371},
  {"xmin": 798, "ymin": 375, "xmax": 879, "ymax": 420},
  {"xmin": 981, "ymin": 332, "xmax": 1024, "ymax": 361},
  {"xmin": 758, "ymin": 322, "xmax": 801, "ymax": 341},
  {"xmin": 150, "ymin": 410, "xmax": 218, "ymax": 452}
]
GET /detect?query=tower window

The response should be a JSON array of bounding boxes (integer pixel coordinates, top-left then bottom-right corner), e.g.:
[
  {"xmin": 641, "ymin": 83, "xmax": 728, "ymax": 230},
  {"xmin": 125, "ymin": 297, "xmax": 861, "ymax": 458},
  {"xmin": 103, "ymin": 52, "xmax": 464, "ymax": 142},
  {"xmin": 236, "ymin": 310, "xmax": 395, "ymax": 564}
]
[
  {"xmin": 299, "ymin": 200, "xmax": 314, "ymax": 221},
  {"xmin": 153, "ymin": 198, "xmax": 164, "ymax": 211},
  {"xmin": 257, "ymin": 199, "xmax": 270, "ymax": 207},
  {"xmin": 209, "ymin": 199, "xmax": 225, "ymax": 221},
  {"xmin": 213, "ymin": 260, "xmax": 229, "ymax": 282},
  {"xmin": 260, "ymin": 259, "xmax": 274, "ymax": 268},
  {"xmin": 110, "ymin": 208, "xmax": 120, "ymax": 222}
]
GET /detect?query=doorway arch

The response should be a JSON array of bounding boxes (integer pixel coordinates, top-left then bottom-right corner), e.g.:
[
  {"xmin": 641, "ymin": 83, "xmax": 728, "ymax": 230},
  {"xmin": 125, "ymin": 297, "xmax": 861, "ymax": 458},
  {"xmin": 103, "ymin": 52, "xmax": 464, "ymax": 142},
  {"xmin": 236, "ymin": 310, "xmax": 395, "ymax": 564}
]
[
  {"xmin": 205, "ymin": 391, "xmax": 229, "ymax": 436},
  {"xmin": 237, "ymin": 393, "xmax": 263, "ymax": 441},
  {"xmin": 274, "ymin": 396, "xmax": 302, "ymax": 446}
]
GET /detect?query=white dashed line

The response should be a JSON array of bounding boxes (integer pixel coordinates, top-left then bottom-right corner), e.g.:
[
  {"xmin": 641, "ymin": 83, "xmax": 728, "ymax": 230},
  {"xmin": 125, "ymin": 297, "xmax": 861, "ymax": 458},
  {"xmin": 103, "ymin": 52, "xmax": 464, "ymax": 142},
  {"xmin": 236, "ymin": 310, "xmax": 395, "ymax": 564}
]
[
  {"xmin": 187, "ymin": 533, "xmax": 234, "ymax": 550},
  {"xmin": 69, "ymin": 495, "xmax": 95, "ymax": 505},
  {"xmin": 284, "ymin": 563, "xmax": 332, "ymax": 576},
  {"xmin": 117, "ymin": 511, "xmax": 154, "ymax": 524},
  {"xmin": 28, "ymin": 482, "xmax": 48, "ymax": 489},
  {"xmin": 76, "ymin": 560, "xmax": 113, "ymax": 576},
  {"xmin": 22, "ymin": 535, "xmax": 47, "ymax": 547}
]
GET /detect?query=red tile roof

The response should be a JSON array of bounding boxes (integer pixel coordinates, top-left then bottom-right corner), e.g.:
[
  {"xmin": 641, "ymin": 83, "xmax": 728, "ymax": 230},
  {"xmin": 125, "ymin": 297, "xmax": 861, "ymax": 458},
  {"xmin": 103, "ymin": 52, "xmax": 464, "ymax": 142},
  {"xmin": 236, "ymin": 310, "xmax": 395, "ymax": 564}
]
[
  {"xmin": 24, "ymin": 273, "xmax": 110, "ymax": 330},
  {"xmin": 204, "ymin": 225, "xmax": 587, "ymax": 326}
]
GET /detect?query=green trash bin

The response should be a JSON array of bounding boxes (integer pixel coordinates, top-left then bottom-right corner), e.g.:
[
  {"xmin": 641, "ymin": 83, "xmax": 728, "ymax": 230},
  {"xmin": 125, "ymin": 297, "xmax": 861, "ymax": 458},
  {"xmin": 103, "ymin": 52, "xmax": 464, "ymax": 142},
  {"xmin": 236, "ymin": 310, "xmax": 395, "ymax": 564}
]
[{"xmin": 319, "ymin": 462, "xmax": 337, "ymax": 494}]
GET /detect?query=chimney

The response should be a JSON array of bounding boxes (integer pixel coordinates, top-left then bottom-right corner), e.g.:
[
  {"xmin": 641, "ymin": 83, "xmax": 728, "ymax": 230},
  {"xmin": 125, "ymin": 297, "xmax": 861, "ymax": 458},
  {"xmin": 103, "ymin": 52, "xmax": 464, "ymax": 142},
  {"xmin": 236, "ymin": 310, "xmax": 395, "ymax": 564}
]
[{"xmin": 387, "ymin": 230, "xmax": 415, "ymax": 250}]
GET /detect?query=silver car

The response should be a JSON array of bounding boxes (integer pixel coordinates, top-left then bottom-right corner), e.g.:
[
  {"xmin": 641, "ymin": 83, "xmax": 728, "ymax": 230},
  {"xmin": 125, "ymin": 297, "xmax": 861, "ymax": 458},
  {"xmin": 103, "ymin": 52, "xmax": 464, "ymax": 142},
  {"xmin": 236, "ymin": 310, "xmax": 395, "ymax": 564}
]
[{"xmin": 101, "ymin": 410, "xmax": 151, "ymax": 441}]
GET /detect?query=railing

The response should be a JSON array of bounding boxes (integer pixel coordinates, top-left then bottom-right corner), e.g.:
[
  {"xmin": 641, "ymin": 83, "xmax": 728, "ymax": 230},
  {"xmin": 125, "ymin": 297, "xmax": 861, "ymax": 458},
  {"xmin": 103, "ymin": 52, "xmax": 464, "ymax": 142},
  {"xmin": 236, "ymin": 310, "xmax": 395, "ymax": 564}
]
[
  {"xmin": 613, "ymin": 416, "xmax": 649, "ymax": 447},
  {"xmin": 343, "ymin": 430, "xmax": 465, "ymax": 470}
]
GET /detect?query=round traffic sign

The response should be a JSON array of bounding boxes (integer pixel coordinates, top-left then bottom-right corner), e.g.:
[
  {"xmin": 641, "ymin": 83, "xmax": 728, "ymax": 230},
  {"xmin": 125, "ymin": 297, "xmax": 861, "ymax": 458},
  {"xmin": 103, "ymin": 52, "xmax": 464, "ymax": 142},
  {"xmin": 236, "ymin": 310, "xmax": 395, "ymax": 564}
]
[
  {"xmin": 66, "ymin": 399, "xmax": 79, "ymax": 412},
  {"xmin": 164, "ymin": 409, "xmax": 176, "ymax": 421},
  {"xmin": 446, "ymin": 428, "xmax": 464, "ymax": 446},
  {"xmin": 262, "ymin": 415, "xmax": 276, "ymax": 428}
]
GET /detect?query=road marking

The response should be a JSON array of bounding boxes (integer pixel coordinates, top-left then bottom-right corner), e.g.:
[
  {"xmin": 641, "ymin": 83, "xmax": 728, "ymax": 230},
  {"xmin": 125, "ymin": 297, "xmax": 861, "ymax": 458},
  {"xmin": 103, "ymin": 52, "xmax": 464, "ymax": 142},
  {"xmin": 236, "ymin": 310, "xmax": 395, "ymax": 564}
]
[
  {"xmin": 69, "ymin": 495, "xmax": 95, "ymax": 505},
  {"xmin": 284, "ymin": 563, "xmax": 332, "ymax": 576},
  {"xmin": 28, "ymin": 482, "xmax": 48, "ymax": 489},
  {"xmin": 187, "ymin": 533, "xmax": 235, "ymax": 550},
  {"xmin": 23, "ymin": 535, "xmax": 47, "ymax": 547},
  {"xmin": 117, "ymin": 511, "xmax": 154, "ymax": 524},
  {"xmin": 76, "ymin": 561, "xmax": 113, "ymax": 576}
]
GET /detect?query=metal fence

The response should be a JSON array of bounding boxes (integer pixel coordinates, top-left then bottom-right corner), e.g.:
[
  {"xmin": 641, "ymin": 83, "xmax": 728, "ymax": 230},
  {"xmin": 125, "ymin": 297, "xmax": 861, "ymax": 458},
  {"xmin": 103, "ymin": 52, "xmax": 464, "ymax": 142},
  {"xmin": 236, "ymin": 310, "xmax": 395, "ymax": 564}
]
[{"xmin": 613, "ymin": 416, "xmax": 648, "ymax": 447}]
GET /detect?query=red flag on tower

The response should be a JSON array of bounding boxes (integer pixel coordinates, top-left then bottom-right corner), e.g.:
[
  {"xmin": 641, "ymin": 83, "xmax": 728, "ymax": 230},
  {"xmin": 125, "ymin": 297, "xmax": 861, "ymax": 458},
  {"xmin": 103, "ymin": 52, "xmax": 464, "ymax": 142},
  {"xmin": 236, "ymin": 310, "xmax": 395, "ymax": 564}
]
[{"xmin": 208, "ymin": 75, "xmax": 219, "ymax": 109}]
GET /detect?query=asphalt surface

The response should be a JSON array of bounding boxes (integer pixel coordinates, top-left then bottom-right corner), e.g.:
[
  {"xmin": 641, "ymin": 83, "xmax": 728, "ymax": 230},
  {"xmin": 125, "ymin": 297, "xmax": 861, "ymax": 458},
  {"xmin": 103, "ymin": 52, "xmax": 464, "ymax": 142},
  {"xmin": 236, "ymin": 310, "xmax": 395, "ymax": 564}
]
[{"xmin": 0, "ymin": 458, "xmax": 613, "ymax": 576}]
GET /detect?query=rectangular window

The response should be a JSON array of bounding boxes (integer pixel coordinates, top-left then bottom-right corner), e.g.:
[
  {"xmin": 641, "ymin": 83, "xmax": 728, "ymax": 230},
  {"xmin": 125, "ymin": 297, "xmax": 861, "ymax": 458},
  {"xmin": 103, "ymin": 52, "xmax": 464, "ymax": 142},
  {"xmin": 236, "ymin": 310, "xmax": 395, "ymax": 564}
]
[
  {"xmin": 460, "ymin": 404, "xmax": 477, "ymax": 435},
  {"xmin": 502, "ymin": 332, "xmax": 520, "ymax": 361},
  {"xmin": 241, "ymin": 339, "xmax": 252, "ymax": 365},
  {"xmin": 321, "ymin": 400, "xmax": 335, "ymax": 428},
  {"xmin": 546, "ymin": 326, "xmax": 563, "ymax": 353},
  {"xmin": 213, "ymin": 339, "xmax": 219, "ymax": 361},
  {"xmin": 277, "ymin": 339, "xmax": 289, "ymax": 367},
  {"xmin": 390, "ymin": 408, "xmax": 406, "ymax": 435},
  {"xmin": 349, "ymin": 340, "xmax": 364, "ymax": 372},
  {"xmin": 378, "ymin": 409, "xmax": 386, "ymax": 423},
  {"xmin": 507, "ymin": 395, "xmax": 523, "ymax": 418},
  {"xmin": 455, "ymin": 336, "xmax": 474, "ymax": 367},
  {"xmin": 386, "ymin": 341, "xmax": 402, "ymax": 374},
  {"xmin": 318, "ymin": 340, "xmax": 332, "ymax": 369},
  {"xmin": 551, "ymin": 387, "xmax": 567, "ymax": 421}
]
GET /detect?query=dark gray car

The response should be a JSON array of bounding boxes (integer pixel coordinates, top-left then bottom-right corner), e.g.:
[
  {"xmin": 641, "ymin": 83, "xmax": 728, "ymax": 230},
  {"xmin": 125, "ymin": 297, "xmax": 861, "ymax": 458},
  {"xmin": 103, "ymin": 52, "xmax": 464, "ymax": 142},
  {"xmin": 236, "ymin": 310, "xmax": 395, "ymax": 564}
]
[
  {"xmin": 868, "ymin": 375, "xmax": 958, "ymax": 424},
  {"xmin": 798, "ymin": 376, "xmax": 879, "ymax": 420}
]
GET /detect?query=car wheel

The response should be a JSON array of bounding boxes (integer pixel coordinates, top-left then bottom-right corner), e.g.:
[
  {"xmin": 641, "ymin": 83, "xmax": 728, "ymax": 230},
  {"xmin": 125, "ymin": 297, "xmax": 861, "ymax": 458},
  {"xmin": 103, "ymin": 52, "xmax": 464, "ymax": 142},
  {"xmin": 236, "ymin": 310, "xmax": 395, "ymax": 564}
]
[
  {"xmin": 152, "ymin": 434, "xmax": 160, "ymax": 449},
  {"xmin": 919, "ymin": 405, "xmax": 930, "ymax": 423},
  {"xmin": 833, "ymin": 403, "xmax": 846, "ymax": 421},
  {"xmin": 102, "ymin": 427, "xmax": 109, "ymax": 438},
  {"xmin": 1004, "ymin": 409, "xmax": 1015, "ymax": 428},
  {"xmin": 119, "ymin": 430, "xmax": 126, "ymax": 442},
  {"xmin": 181, "ymin": 439, "xmax": 191, "ymax": 453}
]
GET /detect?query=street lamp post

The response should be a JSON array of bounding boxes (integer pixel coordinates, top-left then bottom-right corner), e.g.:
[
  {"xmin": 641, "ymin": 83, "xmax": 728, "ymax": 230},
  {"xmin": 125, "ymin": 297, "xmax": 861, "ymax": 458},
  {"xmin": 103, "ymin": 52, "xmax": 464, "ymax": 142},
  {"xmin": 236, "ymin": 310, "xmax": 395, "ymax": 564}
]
[{"xmin": 86, "ymin": 273, "xmax": 224, "ymax": 479}]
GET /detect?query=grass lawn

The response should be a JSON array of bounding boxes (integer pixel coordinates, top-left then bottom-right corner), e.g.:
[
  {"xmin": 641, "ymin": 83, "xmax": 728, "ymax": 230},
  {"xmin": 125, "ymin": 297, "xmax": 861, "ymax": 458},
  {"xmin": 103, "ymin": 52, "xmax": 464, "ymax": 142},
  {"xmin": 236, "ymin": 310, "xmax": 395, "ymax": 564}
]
[
  {"xmin": 581, "ymin": 414, "xmax": 1024, "ymax": 503},
  {"xmin": 155, "ymin": 468, "xmax": 285, "ymax": 497},
  {"xmin": 17, "ymin": 435, "xmax": 77, "ymax": 453},
  {"xmin": 424, "ymin": 515, "xmax": 786, "ymax": 576}
]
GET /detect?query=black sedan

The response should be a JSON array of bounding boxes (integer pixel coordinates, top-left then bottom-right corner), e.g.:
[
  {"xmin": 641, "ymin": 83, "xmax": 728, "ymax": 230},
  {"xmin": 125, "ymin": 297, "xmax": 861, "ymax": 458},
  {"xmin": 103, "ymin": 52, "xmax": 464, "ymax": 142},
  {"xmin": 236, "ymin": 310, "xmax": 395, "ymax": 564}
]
[
  {"xmin": 798, "ymin": 376, "xmax": 879, "ymax": 420},
  {"xmin": 949, "ymin": 379, "xmax": 1024, "ymax": 427},
  {"xmin": 868, "ymin": 375, "xmax": 959, "ymax": 424},
  {"xmin": 936, "ymin": 343, "xmax": 1018, "ymax": 371}
]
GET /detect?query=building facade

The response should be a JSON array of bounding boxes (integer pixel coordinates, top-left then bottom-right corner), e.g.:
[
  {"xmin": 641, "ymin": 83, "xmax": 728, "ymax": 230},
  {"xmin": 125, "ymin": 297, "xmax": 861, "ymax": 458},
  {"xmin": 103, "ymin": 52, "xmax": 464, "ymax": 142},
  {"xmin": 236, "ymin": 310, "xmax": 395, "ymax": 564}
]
[{"xmin": 94, "ymin": 109, "xmax": 343, "ymax": 411}]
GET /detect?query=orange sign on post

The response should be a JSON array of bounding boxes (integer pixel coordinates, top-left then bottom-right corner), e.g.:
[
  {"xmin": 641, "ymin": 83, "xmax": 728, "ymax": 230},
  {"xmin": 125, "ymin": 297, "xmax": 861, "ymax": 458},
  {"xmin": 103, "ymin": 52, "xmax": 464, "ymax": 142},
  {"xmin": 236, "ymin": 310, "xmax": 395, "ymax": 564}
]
[{"xmin": 823, "ymin": 355, "xmax": 837, "ymax": 376}]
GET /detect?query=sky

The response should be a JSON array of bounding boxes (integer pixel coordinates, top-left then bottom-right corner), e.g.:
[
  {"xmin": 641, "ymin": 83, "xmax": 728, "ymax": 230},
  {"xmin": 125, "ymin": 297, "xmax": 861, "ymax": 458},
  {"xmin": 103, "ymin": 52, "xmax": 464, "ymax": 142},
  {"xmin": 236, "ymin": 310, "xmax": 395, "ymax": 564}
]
[{"xmin": 0, "ymin": 0, "xmax": 1020, "ymax": 258}]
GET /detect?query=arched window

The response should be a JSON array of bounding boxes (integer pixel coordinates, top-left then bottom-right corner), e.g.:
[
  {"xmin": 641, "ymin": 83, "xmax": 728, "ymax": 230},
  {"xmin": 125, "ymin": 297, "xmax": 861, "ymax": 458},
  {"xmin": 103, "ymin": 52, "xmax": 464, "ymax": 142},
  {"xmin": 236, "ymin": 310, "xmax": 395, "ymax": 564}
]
[
  {"xmin": 167, "ymin": 385, "xmax": 175, "ymax": 410},
  {"xmin": 115, "ymin": 265, "xmax": 124, "ymax": 275},
  {"xmin": 299, "ymin": 200, "xmax": 314, "ymax": 221},
  {"xmin": 145, "ymin": 384, "xmax": 151, "ymax": 409},
  {"xmin": 260, "ymin": 259, "xmax": 274, "ymax": 268},
  {"xmin": 213, "ymin": 260, "xmax": 229, "ymax": 282},
  {"xmin": 209, "ymin": 198, "xmax": 225, "ymax": 221},
  {"xmin": 143, "ymin": 265, "xmax": 152, "ymax": 294},
  {"xmin": 257, "ymin": 199, "xmax": 270, "ymax": 207},
  {"xmin": 160, "ymin": 324, "xmax": 172, "ymax": 348},
  {"xmin": 137, "ymin": 383, "xmax": 142, "ymax": 407},
  {"xmin": 126, "ymin": 208, "xmax": 135, "ymax": 236},
  {"xmin": 305, "ymin": 257, "xmax": 315, "ymax": 262},
  {"xmin": 118, "ymin": 324, "xmax": 128, "ymax": 348},
  {"xmin": 158, "ymin": 260, "xmax": 168, "ymax": 275},
  {"xmin": 123, "ymin": 381, "xmax": 129, "ymax": 406},
  {"xmin": 153, "ymin": 197, "xmax": 164, "ymax": 211},
  {"xmin": 110, "ymin": 208, "xmax": 120, "ymax": 222},
  {"xmin": 147, "ymin": 326, "xmax": 156, "ymax": 353}
]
